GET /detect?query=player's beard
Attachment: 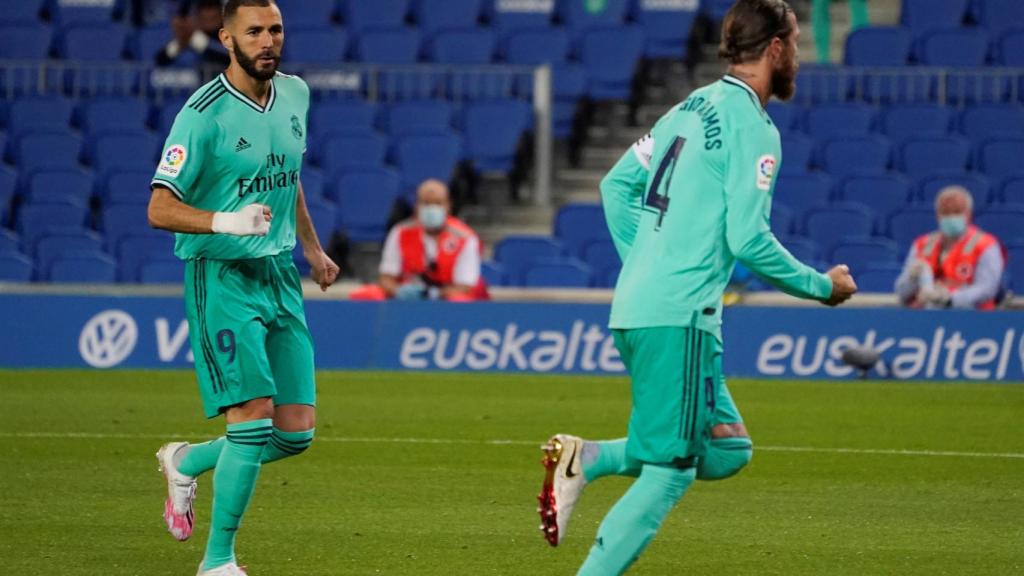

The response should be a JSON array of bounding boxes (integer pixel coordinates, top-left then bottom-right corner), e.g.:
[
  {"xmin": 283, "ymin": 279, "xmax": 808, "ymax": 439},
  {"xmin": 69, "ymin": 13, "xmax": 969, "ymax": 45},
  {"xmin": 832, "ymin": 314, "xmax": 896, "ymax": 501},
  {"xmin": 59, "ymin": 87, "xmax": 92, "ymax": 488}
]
[
  {"xmin": 232, "ymin": 39, "xmax": 279, "ymax": 82},
  {"xmin": 771, "ymin": 53, "xmax": 798, "ymax": 101}
]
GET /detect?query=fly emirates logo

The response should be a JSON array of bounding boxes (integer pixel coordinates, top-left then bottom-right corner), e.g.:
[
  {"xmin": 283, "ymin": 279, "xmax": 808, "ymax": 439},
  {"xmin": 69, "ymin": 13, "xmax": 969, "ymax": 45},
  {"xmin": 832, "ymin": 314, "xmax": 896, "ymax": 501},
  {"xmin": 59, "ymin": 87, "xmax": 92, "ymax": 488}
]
[{"xmin": 756, "ymin": 328, "xmax": 1023, "ymax": 381}]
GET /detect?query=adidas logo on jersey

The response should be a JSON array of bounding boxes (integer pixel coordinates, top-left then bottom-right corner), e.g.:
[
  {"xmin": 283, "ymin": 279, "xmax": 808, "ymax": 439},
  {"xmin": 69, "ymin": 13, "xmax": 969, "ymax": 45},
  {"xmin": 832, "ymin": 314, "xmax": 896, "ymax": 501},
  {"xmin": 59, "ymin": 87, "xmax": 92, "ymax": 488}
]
[{"xmin": 235, "ymin": 137, "xmax": 251, "ymax": 152}]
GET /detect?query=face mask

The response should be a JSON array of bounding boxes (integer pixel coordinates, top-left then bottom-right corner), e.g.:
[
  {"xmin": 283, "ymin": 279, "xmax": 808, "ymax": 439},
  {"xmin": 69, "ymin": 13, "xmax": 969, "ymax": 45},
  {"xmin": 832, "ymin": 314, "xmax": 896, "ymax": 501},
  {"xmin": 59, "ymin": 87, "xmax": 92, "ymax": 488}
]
[
  {"xmin": 939, "ymin": 215, "xmax": 967, "ymax": 238},
  {"xmin": 418, "ymin": 205, "xmax": 446, "ymax": 231}
]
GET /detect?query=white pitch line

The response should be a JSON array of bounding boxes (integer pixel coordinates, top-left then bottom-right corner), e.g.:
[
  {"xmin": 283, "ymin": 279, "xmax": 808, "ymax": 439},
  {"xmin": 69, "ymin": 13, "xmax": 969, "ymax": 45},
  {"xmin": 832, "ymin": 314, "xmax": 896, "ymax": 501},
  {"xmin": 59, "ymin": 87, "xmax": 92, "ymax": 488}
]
[{"xmin": 2, "ymin": 432, "xmax": 1023, "ymax": 460}]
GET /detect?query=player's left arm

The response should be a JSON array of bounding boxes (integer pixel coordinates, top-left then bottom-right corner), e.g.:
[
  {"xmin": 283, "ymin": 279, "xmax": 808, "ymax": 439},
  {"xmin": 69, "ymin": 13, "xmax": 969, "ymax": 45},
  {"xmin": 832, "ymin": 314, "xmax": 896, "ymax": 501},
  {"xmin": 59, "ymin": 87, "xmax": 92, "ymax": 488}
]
[
  {"xmin": 600, "ymin": 133, "xmax": 653, "ymax": 261},
  {"xmin": 295, "ymin": 181, "xmax": 339, "ymax": 291}
]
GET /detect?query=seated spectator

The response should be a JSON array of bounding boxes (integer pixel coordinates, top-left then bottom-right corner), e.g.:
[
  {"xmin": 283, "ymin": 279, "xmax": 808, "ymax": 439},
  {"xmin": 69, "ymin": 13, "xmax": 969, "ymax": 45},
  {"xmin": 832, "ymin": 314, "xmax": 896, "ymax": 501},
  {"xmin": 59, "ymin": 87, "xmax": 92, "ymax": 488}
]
[
  {"xmin": 895, "ymin": 186, "xmax": 1005, "ymax": 309},
  {"xmin": 377, "ymin": 179, "xmax": 485, "ymax": 301},
  {"xmin": 156, "ymin": 0, "xmax": 229, "ymax": 70}
]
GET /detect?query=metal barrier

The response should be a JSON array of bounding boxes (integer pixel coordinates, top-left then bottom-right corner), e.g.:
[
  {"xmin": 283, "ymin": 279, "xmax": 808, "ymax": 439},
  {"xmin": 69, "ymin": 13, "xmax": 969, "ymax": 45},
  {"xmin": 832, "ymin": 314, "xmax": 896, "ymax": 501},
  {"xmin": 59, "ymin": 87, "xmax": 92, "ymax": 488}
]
[
  {"xmin": 795, "ymin": 66, "xmax": 1024, "ymax": 107},
  {"xmin": 0, "ymin": 59, "xmax": 553, "ymax": 204}
]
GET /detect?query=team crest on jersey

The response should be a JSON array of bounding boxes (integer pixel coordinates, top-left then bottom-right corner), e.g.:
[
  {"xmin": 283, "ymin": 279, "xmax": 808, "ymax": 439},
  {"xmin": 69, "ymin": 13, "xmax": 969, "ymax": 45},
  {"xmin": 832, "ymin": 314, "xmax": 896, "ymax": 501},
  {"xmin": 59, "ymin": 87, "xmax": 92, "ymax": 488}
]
[
  {"xmin": 291, "ymin": 115, "xmax": 303, "ymax": 140},
  {"xmin": 755, "ymin": 154, "xmax": 776, "ymax": 191},
  {"xmin": 156, "ymin": 144, "xmax": 187, "ymax": 177}
]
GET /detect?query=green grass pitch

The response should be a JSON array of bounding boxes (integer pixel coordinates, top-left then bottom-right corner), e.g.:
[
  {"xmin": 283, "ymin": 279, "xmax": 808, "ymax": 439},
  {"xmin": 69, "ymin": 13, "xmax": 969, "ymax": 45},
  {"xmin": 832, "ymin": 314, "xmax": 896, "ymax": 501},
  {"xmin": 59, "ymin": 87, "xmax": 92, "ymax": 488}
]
[{"xmin": 1, "ymin": 370, "xmax": 1022, "ymax": 575}]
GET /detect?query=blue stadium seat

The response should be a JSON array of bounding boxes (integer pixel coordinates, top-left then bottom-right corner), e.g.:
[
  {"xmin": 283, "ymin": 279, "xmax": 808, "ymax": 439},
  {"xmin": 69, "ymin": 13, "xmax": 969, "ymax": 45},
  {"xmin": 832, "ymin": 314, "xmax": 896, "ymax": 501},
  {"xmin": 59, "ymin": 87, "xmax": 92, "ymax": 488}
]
[
  {"xmin": 493, "ymin": 235, "xmax": 565, "ymax": 282},
  {"xmin": 977, "ymin": 138, "xmax": 1024, "ymax": 178},
  {"xmin": 480, "ymin": 260, "xmax": 507, "ymax": 287},
  {"xmin": 116, "ymin": 234, "xmax": 175, "ymax": 282},
  {"xmin": 0, "ymin": 166, "xmax": 15, "ymax": 224},
  {"xmin": 384, "ymin": 101, "xmax": 452, "ymax": 137},
  {"xmin": 779, "ymin": 135, "xmax": 813, "ymax": 175},
  {"xmin": 17, "ymin": 203, "xmax": 89, "ymax": 246},
  {"xmin": 394, "ymin": 132, "xmax": 463, "ymax": 193},
  {"xmin": 554, "ymin": 203, "xmax": 610, "ymax": 258},
  {"xmin": 838, "ymin": 174, "xmax": 913, "ymax": 224},
  {"xmin": 283, "ymin": 27, "xmax": 348, "ymax": 64},
  {"xmin": 49, "ymin": 0, "xmax": 117, "ymax": 25},
  {"xmin": 101, "ymin": 203, "xmax": 155, "ymax": 250},
  {"xmin": 354, "ymin": 27, "xmax": 421, "ymax": 64},
  {"xmin": 104, "ymin": 169, "xmax": 153, "ymax": 204},
  {"xmin": 558, "ymin": 0, "xmax": 628, "ymax": 33},
  {"xmin": 7, "ymin": 96, "xmax": 73, "ymax": 137},
  {"xmin": 917, "ymin": 173, "xmax": 992, "ymax": 205},
  {"xmin": 504, "ymin": 28, "xmax": 569, "ymax": 64},
  {"xmin": 0, "ymin": 0, "xmax": 45, "ymax": 24},
  {"xmin": 523, "ymin": 258, "xmax": 593, "ymax": 288},
  {"xmin": 319, "ymin": 132, "xmax": 388, "ymax": 177},
  {"xmin": 300, "ymin": 166, "xmax": 326, "ymax": 202},
  {"xmin": 601, "ymin": 266, "xmax": 620, "ymax": 288},
  {"xmin": 857, "ymin": 263, "xmax": 903, "ymax": 292},
  {"xmin": 154, "ymin": 97, "xmax": 188, "ymax": 134},
  {"xmin": 300, "ymin": 197, "xmax": 336, "ymax": 252},
  {"xmin": 414, "ymin": 0, "xmax": 482, "ymax": 37},
  {"xmin": 804, "ymin": 104, "xmax": 874, "ymax": 140},
  {"xmin": 793, "ymin": 64, "xmax": 852, "ymax": 105},
  {"xmin": 90, "ymin": 132, "xmax": 159, "ymax": 179},
  {"xmin": 632, "ymin": 0, "xmax": 698, "ymax": 59},
  {"xmin": 462, "ymin": 100, "xmax": 529, "ymax": 173},
  {"xmin": 279, "ymin": 0, "xmax": 337, "ymax": 27},
  {"xmin": 580, "ymin": 26, "xmax": 644, "ymax": 101},
  {"xmin": 1000, "ymin": 176, "xmax": 1024, "ymax": 205},
  {"xmin": 17, "ymin": 132, "xmax": 82, "ymax": 174},
  {"xmin": 310, "ymin": 100, "xmax": 378, "ymax": 142},
  {"xmin": 843, "ymin": 26, "xmax": 912, "ymax": 66},
  {"xmin": 49, "ymin": 253, "xmax": 117, "ymax": 283},
  {"xmin": 27, "ymin": 169, "xmax": 94, "ymax": 206},
  {"xmin": 0, "ymin": 228, "xmax": 19, "ymax": 253},
  {"xmin": 780, "ymin": 237, "xmax": 820, "ymax": 263},
  {"xmin": 139, "ymin": 258, "xmax": 184, "ymax": 284},
  {"xmin": 774, "ymin": 174, "xmax": 833, "ymax": 219},
  {"xmin": 581, "ymin": 239, "xmax": 620, "ymax": 272},
  {"xmin": 35, "ymin": 230, "xmax": 105, "ymax": 279},
  {"xmin": 344, "ymin": 0, "xmax": 410, "ymax": 35},
  {"xmin": 803, "ymin": 204, "xmax": 875, "ymax": 253},
  {"xmin": 1005, "ymin": 241, "xmax": 1024, "ymax": 289},
  {"xmin": 919, "ymin": 28, "xmax": 988, "ymax": 67},
  {"xmin": 132, "ymin": 24, "xmax": 171, "ymax": 63},
  {"xmin": 886, "ymin": 207, "xmax": 935, "ymax": 250},
  {"xmin": 959, "ymin": 105, "xmax": 1024, "ymax": 147},
  {"xmin": 880, "ymin": 104, "xmax": 951, "ymax": 142},
  {"xmin": 771, "ymin": 203, "xmax": 795, "ymax": 236},
  {"xmin": 81, "ymin": 97, "xmax": 149, "ymax": 135},
  {"xmin": 59, "ymin": 24, "xmax": 127, "ymax": 60},
  {"xmin": 900, "ymin": 0, "xmax": 968, "ymax": 31},
  {"xmin": 0, "ymin": 24, "xmax": 51, "ymax": 59},
  {"xmin": 551, "ymin": 65, "xmax": 587, "ymax": 138},
  {"xmin": 0, "ymin": 252, "xmax": 33, "ymax": 282},
  {"xmin": 898, "ymin": 136, "xmax": 970, "ymax": 178},
  {"xmin": 820, "ymin": 136, "xmax": 891, "ymax": 178},
  {"xmin": 428, "ymin": 28, "xmax": 495, "ymax": 64},
  {"xmin": 975, "ymin": 0, "xmax": 1024, "ymax": 37},
  {"xmin": 831, "ymin": 238, "xmax": 900, "ymax": 275},
  {"xmin": 334, "ymin": 168, "xmax": 400, "ymax": 243},
  {"xmin": 975, "ymin": 208, "xmax": 1024, "ymax": 244},
  {"xmin": 996, "ymin": 27, "xmax": 1024, "ymax": 66},
  {"xmin": 487, "ymin": 0, "xmax": 553, "ymax": 36},
  {"xmin": 766, "ymin": 102, "xmax": 799, "ymax": 134}
]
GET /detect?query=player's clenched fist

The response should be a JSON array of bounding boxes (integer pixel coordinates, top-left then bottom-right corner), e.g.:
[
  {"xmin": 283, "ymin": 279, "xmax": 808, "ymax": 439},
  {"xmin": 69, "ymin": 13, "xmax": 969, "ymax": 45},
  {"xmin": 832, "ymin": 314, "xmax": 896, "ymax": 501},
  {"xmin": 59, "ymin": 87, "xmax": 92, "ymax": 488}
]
[
  {"xmin": 212, "ymin": 203, "xmax": 272, "ymax": 236},
  {"xmin": 823, "ymin": 264, "xmax": 857, "ymax": 306}
]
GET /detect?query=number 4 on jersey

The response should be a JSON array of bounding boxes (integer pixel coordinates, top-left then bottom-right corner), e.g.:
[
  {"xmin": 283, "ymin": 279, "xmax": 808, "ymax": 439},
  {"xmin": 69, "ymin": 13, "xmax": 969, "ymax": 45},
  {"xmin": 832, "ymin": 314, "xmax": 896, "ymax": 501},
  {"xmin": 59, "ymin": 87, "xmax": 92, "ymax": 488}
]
[{"xmin": 644, "ymin": 136, "xmax": 686, "ymax": 230}]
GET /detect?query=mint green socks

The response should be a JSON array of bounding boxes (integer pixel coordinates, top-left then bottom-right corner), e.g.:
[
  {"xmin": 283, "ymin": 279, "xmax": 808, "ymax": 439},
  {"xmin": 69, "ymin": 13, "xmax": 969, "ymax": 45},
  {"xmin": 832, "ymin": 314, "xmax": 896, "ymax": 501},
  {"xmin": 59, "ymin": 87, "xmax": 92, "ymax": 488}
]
[
  {"xmin": 177, "ymin": 428, "xmax": 315, "ymax": 477},
  {"xmin": 201, "ymin": 419, "xmax": 272, "ymax": 571},
  {"xmin": 581, "ymin": 439, "xmax": 641, "ymax": 482},
  {"xmin": 577, "ymin": 464, "xmax": 696, "ymax": 575},
  {"xmin": 178, "ymin": 437, "xmax": 225, "ymax": 477}
]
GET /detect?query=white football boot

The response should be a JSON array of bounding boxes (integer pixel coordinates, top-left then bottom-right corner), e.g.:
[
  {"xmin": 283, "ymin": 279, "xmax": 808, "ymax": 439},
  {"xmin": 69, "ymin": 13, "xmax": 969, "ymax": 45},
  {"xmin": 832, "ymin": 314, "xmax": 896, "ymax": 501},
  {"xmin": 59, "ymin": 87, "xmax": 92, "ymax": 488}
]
[
  {"xmin": 156, "ymin": 441, "xmax": 197, "ymax": 541},
  {"xmin": 196, "ymin": 562, "xmax": 248, "ymax": 576},
  {"xmin": 537, "ymin": 434, "xmax": 587, "ymax": 547}
]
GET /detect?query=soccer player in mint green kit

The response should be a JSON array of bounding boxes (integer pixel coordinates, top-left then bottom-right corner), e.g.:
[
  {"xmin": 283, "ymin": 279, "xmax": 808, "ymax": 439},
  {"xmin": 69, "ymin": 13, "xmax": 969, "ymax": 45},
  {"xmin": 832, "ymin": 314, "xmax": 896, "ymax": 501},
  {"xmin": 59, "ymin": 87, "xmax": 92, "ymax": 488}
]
[
  {"xmin": 147, "ymin": 2, "xmax": 339, "ymax": 574},
  {"xmin": 536, "ymin": 1, "xmax": 858, "ymax": 573}
]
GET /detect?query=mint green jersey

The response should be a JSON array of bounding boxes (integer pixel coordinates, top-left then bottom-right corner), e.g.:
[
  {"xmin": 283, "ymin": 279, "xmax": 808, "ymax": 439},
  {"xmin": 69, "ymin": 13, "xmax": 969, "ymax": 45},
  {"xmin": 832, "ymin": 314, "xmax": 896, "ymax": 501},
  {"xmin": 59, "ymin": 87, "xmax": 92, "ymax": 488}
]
[
  {"xmin": 151, "ymin": 72, "xmax": 309, "ymax": 260},
  {"xmin": 602, "ymin": 75, "xmax": 833, "ymax": 339}
]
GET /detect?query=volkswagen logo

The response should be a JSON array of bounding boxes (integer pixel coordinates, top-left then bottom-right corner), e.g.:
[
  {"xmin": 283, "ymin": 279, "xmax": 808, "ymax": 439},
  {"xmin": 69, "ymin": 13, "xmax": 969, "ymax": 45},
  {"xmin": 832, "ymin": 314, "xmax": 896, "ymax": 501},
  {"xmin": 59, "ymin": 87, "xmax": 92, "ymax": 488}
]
[{"xmin": 79, "ymin": 310, "xmax": 138, "ymax": 368}]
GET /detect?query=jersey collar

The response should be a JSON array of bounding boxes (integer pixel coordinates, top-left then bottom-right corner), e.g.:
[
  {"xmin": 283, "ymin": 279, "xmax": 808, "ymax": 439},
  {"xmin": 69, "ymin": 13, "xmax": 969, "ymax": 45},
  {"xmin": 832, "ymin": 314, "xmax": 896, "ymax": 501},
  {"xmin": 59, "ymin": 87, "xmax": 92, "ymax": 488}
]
[
  {"xmin": 722, "ymin": 74, "xmax": 763, "ymax": 109},
  {"xmin": 218, "ymin": 73, "xmax": 276, "ymax": 114}
]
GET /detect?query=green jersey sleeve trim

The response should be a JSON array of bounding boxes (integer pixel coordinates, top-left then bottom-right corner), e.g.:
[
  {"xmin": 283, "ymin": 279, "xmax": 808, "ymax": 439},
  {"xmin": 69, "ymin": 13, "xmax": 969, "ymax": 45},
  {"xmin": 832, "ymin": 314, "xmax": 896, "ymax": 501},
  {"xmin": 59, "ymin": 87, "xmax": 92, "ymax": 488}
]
[{"xmin": 151, "ymin": 177, "xmax": 185, "ymax": 200}]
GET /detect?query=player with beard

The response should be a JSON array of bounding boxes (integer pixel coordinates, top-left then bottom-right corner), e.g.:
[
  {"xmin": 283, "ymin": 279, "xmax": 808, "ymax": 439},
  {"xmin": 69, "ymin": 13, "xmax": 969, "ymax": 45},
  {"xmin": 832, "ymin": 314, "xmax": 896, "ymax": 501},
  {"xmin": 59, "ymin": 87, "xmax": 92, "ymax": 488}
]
[
  {"xmin": 148, "ymin": 1, "xmax": 339, "ymax": 574},
  {"xmin": 535, "ymin": 1, "xmax": 857, "ymax": 573}
]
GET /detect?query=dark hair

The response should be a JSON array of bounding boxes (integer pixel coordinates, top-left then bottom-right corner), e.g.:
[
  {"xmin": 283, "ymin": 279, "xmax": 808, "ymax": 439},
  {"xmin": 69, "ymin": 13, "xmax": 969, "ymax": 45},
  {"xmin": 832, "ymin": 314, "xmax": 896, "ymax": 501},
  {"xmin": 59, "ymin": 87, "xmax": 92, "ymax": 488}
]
[
  {"xmin": 222, "ymin": 0, "xmax": 275, "ymax": 22},
  {"xmin": 718, "ymin": 0, "xmax": 794, "ymax": 65}
]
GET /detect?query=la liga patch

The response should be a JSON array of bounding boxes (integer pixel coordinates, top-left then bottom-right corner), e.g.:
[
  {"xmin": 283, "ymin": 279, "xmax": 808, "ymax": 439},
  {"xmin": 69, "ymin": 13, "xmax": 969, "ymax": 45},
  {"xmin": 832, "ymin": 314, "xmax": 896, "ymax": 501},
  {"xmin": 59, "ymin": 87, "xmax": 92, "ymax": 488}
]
[
  {"xmin": 755, "ymin": 154, "xmax": 776, "ymax": 191},
  {"xmin": 157, "ymin": 144, "xmax": 187, "ymax": 178}
]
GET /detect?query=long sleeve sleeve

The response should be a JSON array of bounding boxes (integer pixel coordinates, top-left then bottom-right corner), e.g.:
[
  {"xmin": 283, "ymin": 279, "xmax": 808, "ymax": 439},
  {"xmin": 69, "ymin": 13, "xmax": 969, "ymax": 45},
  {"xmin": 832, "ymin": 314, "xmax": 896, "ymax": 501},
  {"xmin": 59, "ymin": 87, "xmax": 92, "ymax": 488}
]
[
  {"xmin": 599, "ymin": 134, "xmax": 652, "ymax": 262},
  {"xmin": 950, "ymin": 244, "xmax": 1004, "ymax": 309},
  {"xmin": 723, "ymin": 121, "xmax": 833, "ymax": 301}
]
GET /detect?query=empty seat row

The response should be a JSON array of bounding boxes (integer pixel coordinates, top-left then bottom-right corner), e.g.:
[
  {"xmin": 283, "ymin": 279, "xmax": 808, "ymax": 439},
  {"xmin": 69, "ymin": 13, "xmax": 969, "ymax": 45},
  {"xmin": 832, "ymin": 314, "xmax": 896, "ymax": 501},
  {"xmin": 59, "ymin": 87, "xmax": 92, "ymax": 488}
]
[{"xmin": 845, "ymin": 25, "xmax": 1024, "ymax": 67}]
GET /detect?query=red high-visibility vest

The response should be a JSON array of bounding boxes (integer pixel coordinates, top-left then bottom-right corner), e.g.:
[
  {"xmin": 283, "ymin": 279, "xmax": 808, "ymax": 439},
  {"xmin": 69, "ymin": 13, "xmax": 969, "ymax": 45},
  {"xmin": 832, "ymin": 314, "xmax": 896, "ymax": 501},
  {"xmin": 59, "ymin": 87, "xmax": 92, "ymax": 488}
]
[{"xmin": 911, "ymin": 225, "xmax": 1001, "ymax": 310}]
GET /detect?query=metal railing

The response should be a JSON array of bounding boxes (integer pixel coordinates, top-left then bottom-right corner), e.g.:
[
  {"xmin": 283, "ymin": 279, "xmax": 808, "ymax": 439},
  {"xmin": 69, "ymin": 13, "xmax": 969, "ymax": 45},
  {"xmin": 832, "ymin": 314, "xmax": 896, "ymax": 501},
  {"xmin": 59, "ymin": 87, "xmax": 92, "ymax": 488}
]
[
  {"xmin": 795, "ymin": 66, "xmax": 1024, "ymax": 107},
  {"xmin": 0, "ymin": 59, "xmax": 554, "ymax": 205}
]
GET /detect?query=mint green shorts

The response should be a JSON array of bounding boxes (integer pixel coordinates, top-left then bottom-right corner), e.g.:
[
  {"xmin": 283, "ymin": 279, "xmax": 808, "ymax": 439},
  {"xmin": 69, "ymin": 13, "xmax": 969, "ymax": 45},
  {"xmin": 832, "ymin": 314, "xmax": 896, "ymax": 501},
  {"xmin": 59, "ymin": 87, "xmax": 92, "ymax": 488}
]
[
  {"xmin": 613, "ymin": 327, "xmax": 742, "ymax": 466},
  {"xmin": 183, "ymin": 252, "xmax": 316, "ymax": 419}
]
